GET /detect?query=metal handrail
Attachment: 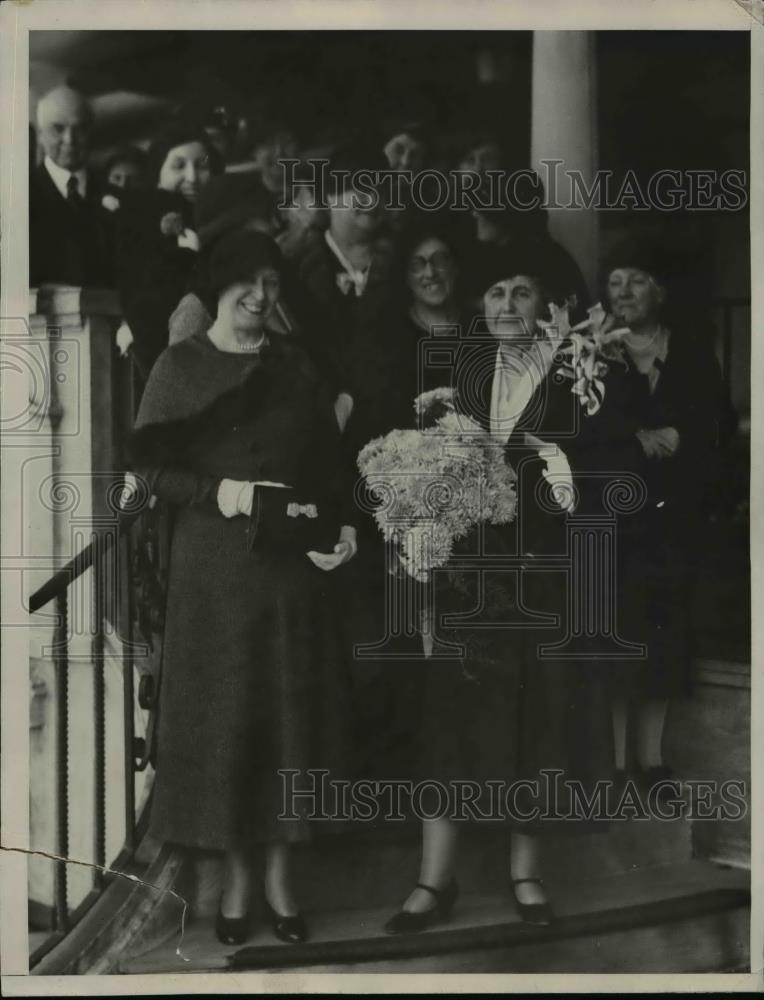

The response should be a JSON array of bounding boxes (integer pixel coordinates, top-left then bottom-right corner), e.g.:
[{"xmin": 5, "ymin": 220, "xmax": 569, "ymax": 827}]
[
  {"xmin": 28, "ymin": 502, "xmax": 156, "ymax": 965},
  {"xmin": 29, "ymin": 509, "xmax": 141, "ymax": 614}
]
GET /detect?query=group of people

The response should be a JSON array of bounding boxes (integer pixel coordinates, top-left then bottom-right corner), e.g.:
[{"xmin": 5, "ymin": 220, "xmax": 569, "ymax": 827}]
[{"xmin": 31, "ymin": 83, "xmax": 724, "ymax": 947}]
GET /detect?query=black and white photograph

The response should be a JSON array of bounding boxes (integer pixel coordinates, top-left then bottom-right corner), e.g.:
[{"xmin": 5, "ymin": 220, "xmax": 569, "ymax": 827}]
[{"xmin": 0, "ymin": 0, "xmax": 760, "ymax": 991}]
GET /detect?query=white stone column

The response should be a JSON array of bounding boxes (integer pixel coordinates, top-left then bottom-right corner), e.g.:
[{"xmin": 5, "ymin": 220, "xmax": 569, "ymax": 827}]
[{"xmin": 531, "ymin": 31, "xmax": 599, "ymax": 298}]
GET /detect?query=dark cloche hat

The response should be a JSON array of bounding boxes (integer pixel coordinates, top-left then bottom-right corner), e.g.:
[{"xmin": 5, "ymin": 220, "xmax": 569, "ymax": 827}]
[{"xmin": 208, "ymin": 230, "xmax": 283, "ymax": 297}]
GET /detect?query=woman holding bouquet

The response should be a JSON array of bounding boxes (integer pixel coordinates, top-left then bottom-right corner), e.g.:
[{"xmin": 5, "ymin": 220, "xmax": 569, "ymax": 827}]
[
  {"xmin": 599, "ymin": 242, "xmax": 723, "ymax": 791},
  {"xmin": 384, "ymin": 246, "xmax": 621, "ymax": 933},
  {"xmin": 131, "ymin": 230, "xmax": 356, "ymax": 946}
]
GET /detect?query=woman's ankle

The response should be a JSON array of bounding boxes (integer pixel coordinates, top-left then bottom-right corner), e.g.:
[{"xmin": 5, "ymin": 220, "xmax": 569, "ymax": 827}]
[{"xmin": 220, "ymin": 848, "xmax": 252, "ymax": 917}]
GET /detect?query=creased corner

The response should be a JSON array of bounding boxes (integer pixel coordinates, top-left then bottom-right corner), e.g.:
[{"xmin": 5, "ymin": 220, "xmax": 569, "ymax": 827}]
[{"xmin": 0, "ymin": 844, "xmax": 190, "ymax": 964}]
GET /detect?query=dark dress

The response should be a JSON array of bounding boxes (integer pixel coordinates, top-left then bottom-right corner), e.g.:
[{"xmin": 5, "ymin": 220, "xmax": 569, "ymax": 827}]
[
  {"xmin": 131, "ymin": 330, "xmax": 352, "ymax": 850},
  {"xmin": 340, "ymin": 308, "xmax": 457, "ymax": 784},
  {"xmin": 596, "ymin": 331, "xmax": 724, "ymax": 699},
  {"xmin": 418, "ymin": 337, "xmax": 620, "ymax": 828}
]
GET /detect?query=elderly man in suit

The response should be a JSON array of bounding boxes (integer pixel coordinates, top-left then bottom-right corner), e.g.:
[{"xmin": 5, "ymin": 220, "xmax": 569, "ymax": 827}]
[{"xmin": 30, "ymin": 84, "xmax": 113, "ymax": 287}]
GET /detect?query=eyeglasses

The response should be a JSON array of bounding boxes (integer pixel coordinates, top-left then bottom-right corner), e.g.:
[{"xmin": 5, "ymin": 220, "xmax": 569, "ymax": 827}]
[{"xmin": 408, "ymin": 250, "xmax": 453, "ymax": 275}]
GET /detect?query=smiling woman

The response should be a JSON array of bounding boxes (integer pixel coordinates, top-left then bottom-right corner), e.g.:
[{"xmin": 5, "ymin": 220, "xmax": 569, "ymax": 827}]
[
  {"xmin": 128, "ymin": 229, "xmax": 358, "ymax": 947},
  {"xmin": 113, "ymin": 119, "xmax": 223, "ymax": 376},
  {"xmin": 596, "ymin": 240, "xmax": 725, "ymax": 793},
  {"xmin": 205, "ymin": 229, "xmax": 282, "ymax": 349}
]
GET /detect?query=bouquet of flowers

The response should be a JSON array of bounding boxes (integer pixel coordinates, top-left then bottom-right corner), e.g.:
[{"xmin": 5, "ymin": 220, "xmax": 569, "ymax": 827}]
[{"xmin": 357, "ymin": 387, "xmax": 517, "ymax": 581}]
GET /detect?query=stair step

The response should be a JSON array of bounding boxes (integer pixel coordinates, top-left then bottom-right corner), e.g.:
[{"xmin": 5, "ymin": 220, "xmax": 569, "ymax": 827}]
[
  {"xmin": 118, "ymin": 859, "xmax": 748, "ymax": 974},
  {"xmin": 183, "ymin": 814, "xmax": 693, "ymax": 920},
  {"xmin": 294, "ymin": 905, "xmax": 748, "ymax": 974}
]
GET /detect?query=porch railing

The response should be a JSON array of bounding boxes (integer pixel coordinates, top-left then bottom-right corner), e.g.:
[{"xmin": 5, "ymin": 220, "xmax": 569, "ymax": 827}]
[
  {"xmin": 28, "ymin": 506, "xmax": 152, "ymax": 966},
  {"xmin": 25, "ymin": 286, "xmax": 159, "ymax": 968}
]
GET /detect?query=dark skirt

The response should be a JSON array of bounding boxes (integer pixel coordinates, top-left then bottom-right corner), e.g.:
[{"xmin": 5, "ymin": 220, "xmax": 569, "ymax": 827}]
[
  {"xmin": 149, "ymin": 504, "xmax": 350, "ymax": 851},
  {"xmin": 338, "ymin": 537, "xmax": 429, "ymax": 785},
  {"xmin": 418, "ymin": 558, "xmax": 615, "ymax": 833},
  {"xmin": 607, "ymin": 521, "xmax": 694, "ymax": 700}
]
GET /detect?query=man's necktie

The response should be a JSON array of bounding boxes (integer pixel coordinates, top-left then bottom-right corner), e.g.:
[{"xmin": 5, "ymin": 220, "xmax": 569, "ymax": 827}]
[{"xmin": 66, "ymin": 174, "xmax": 84, "ymax": 208}]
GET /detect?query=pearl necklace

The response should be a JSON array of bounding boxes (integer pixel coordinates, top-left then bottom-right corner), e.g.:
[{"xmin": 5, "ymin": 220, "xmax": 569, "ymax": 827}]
[
  {"xmin": 207, "ymin": 319, "xmax": 267, "ymax": 354},
  {"xmin": 234, "ymin": 334, "xmax": 266, "ymax": 352}
]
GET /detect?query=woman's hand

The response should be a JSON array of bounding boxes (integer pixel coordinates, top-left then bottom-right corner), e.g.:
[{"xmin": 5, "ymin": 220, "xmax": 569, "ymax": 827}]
[
  {"xmin": 177, "ymin": 228, "xmax": 200, "ymax": 252},
  {"xmin": 637, "ymin": 427, "xmax": 680, "ymax": 459},
  {"xmin": 217, "ymin": 479, "xmax": 255, "ymax": 518},
  {"xmin": 306, "ymin": 525, "xmax": 357, "ymax": 571},
  {"xmin": 524, "ymin": 434, "xmax": 577, "ymax": 513}
]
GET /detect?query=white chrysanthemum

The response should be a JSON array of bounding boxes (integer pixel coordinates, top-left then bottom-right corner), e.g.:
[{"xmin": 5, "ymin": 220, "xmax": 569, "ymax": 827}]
[{"xmin": 357, "ymin": 388, "xmax": 518, "ymax": 581}]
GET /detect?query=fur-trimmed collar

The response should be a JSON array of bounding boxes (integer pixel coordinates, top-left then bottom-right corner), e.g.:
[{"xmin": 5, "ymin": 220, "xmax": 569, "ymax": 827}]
[{"xmin": 129, "ymin": 332, "xmax": 319, "ymax": 468}]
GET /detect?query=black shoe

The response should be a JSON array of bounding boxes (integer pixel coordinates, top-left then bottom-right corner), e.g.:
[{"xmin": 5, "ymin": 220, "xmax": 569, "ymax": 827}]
[
  {"xmin": 215, "ymin": 904, "xmax": 252, "ymax": 946},
  {"xmin": 263, "ymin": 896, "xmax": 308, "ymax": 944},
  {"xmin": 383, "ymin": 880, "xmax": 459, "ymax": 935},
  {"xmin": 511, "ymin": 877, "xmax": 554, "ymax": 927}
]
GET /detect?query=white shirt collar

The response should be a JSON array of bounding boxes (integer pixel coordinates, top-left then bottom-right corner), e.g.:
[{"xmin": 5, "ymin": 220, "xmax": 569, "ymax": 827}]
[
  {"xmin": 44, "ymin": 156, "xmax": 87, "ymax": 200},
  {"xmin": 324, "ymin": 229, "xmax": 369, "ymax": 297}
]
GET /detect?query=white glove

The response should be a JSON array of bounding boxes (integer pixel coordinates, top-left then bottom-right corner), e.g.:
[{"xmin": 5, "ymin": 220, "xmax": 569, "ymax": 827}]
[
  {"xmin": 120, "ymin": 471, "xmax": 137, "ymax": 509},
  {"xmin": 534, "ymin": 440, "xmax": 576, "ymax": 513},
  {"xmin": 178, "ymin": 229, "xmax": 199, "ymax": 253},
  {"xmin": 116, "ymin": 322, "xmax": 134, "ymax": 357},
  {"xmin": 217, "ymin": 479, "xmax": 255, "ymax": 518},
  {"xmin": 217, "ymin": 479, "xmax": 290, "ymax": 518},
  {"xmin": 177, "ymin": 228, "xmax": 200, "ymax": 252}
]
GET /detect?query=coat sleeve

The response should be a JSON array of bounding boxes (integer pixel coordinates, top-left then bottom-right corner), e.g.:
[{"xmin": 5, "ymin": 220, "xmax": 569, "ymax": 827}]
[
  {"xmin": 309, "ymin": 371, "xmax": 359, "ymax": 530},
  {"xmin": 664, "ymin": 346, "xmax": 725, "ymax": 517},
  {"xmin": 130, "ymin": 349, "xmax": 223, "ymax": 511}
]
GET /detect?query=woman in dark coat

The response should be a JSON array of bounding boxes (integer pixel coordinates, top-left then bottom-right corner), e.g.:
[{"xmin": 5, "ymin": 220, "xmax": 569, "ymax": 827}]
[
  {"xmin": 384, "ymin": 246, "xmax": 620, "ymax": 934},
  {"xmin": 346, "ymin": 214, "xmax": 470, "ymax": 463},
  {"xmin": 342, "ymin": 216, "xmax": 470, "ymax": 784},
  {"xmin": 114, "ymin": 119, "xmax": 222, "ymax": 378},
  {"xmin": 131, "ymin": 231, "xmax": 357, "ymax": 946},
  {"xmin": 599, "ymin": 242, "xmax": 724, "ymax": 788}
]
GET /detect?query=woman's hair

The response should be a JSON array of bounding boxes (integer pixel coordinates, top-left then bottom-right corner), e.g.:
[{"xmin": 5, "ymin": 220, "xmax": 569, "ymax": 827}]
[
  {"xmin": 207, "ymin": 230, "xmax": 283, "ymax": 299},
  {"xmin": 472, "ymin": 168, "xmax": 549, "ymax": 241},
  {"xmin": 381, "ymin": 116, "xmax": 428, "ymax": 148},
  {"xmin": 602, "ymin": 238, "xmax": 670, "ymax": 287},
  {"xmin": 147, "ymin": 117, "xmax": 223, "ymax": 184},
  {"xmin": 105, "ymin": 144, "xmax": 148, "ymax": 177},
  {"xmin": 600, "ymin": 236, "xmax": 672, "ymax": 315},
  {"xmin": 326, "ymin": 141, "xmax": 390, "ymax": 197},
  {"xmin": 195, "ymin": 173, "xmax": 277, "ymax": 248},
  {"xmin": 394, "ymin": 211, "xmax": 463, "ymax": 301},
  {"xmin": 474, "ymin": 243, "xmax": 564, "ymax": 305}
]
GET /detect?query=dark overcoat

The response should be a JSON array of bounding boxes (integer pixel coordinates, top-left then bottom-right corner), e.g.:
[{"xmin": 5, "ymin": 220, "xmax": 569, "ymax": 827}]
[
  {"xmin": 131, "ymin": 331, "xmax": 353, "ymax": 850},
  {"xmin": 417, "ymin": 338, "xmax": 630, "ymax": 828}
]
